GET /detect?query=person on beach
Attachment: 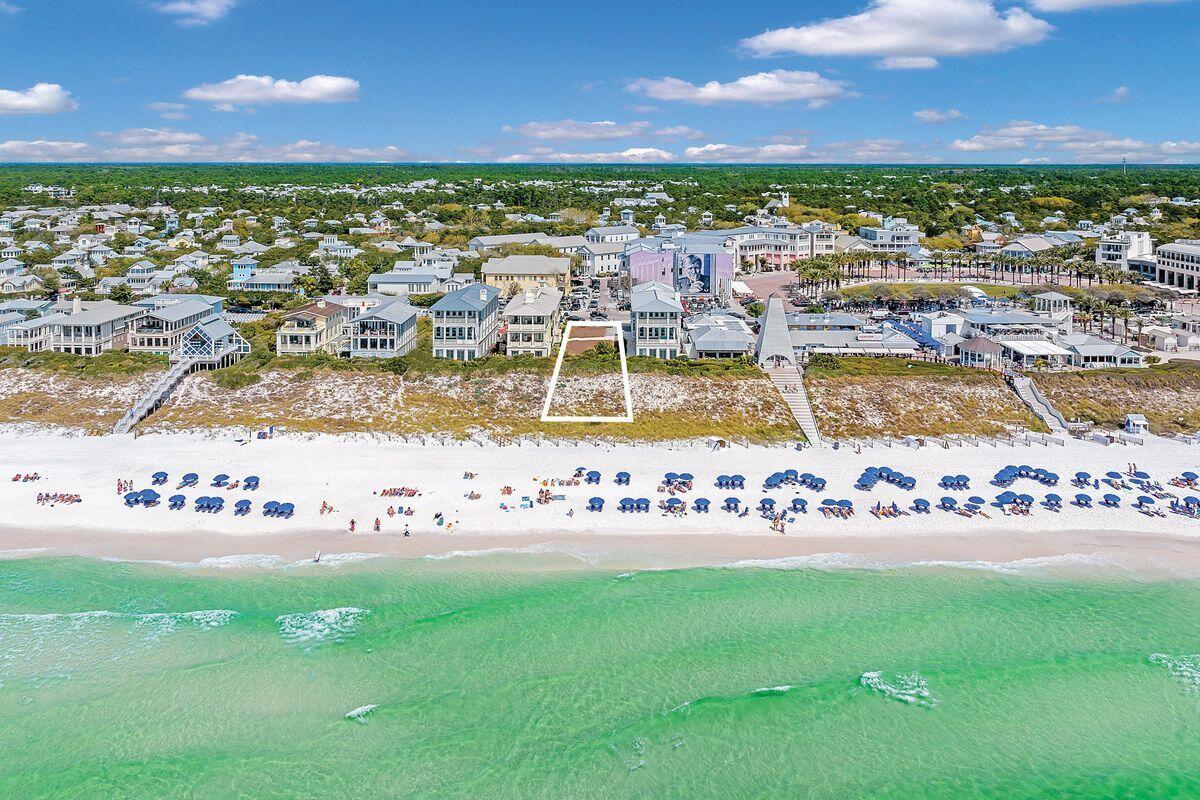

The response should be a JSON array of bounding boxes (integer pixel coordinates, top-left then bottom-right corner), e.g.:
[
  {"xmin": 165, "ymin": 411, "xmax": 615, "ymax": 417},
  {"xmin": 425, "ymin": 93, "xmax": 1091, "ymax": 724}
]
[
  {"xmin": 403, "ymin": 524, "xmax": 410, "ymax": 538},
  {"xmin": 374, "ymin": 518, "xmax": 381, "ymax": 533},
  {"xmin": 349, "ymin": 519, "xmax": 356, "ymax": 533}
]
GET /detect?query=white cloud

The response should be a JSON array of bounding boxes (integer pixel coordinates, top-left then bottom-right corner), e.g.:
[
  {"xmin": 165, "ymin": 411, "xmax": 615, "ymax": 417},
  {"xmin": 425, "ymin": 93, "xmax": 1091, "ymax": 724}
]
[
  {"xmin": 0, "ymin": 83, "xmax": 78, "ymax": 115},
  {"xmin": 147, "ymin": 101, "xmax": 189, "ymax": 120},
  {"xmin": 1098, "ymin": 85, "xmax": 1130, "ymax": 103},
  {"xmin": 627, "ymin": 70, "xmax": 850, "ymax": 107},
  {"xmin": 502, "ymin": 119, "xmax": 652, "ymax": 141},
  {"xmin": 184, "ymin": 74, "xmax": 359, "ymax": 110},
  {"xmin": 1018, "ymin": 157, "xmax": 1051, "ymax": 164},
  {"xmin": 877, "ymin": 56, "xmax": 940, "ymax": 69},
  {"xmin": 683, "ymin": 143, "xmax": 810, "ymax": 162},
  {"xmin": 0, "ymin": 2, "xmax": 22, "ymax": 13},
  {"xmin": 740, "ymin": 0, "xmax": 1052, "ymax": 68},
  {"xmin": 947, "ymin": 118, "xmax": 1200, "ymax": 162},
  {"xmin": 914, "ymin": 108, "xmax": 965, "ymax": 124},
  {"xmin": 499, "ymin": 147, "xmax": 677, "ymax": 164},
  {"xmin": 1029, "ymin": 0, "xmax": 1179, "ymax": 10},
  {"xmin": 154, "ymin": 0, "xmax": 237, "ymax": 26},
  {"xmin": 653, "ymin": 125, "xmax": 706, "ymax": 140},
  {"xmin": 96, "ymin": 127, "xmax": 206, "ymax": 146},
  {"xmin": 0, "ymin": 139, "xmax": 91, "ymax": 160}
]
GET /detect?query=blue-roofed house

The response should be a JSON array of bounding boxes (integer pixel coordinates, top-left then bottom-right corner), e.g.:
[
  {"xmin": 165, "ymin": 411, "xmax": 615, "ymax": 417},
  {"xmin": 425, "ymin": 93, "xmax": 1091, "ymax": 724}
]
[
  {"xmin": 349, "ymin": 299, "xmax": 419, "ymax": 359},
  {"xmin": 127, "ymin": 298, "xmax": 221, "ymax": 355},
  {"xmin": 431, "ymin": 284, "xmax": 502, "ymax": 361}
]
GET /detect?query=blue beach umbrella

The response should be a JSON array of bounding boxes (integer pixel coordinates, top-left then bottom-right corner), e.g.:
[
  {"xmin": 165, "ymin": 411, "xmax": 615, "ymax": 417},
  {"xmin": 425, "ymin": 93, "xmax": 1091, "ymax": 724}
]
[{"xmin": 1103, "ymin": 494, "xmax": 1121, "ymax": 506}]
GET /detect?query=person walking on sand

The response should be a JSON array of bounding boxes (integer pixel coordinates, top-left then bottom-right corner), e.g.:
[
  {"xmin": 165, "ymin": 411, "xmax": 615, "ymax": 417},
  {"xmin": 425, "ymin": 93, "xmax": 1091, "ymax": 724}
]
[
  {"xmin": 349, "ymin": 519, "xmax": 356, "ymax": 533},
  {"xmin": 403, "ymin": 524, "xmax": 410, "ymax": 538},
  {"xmin": 374, "ymin": 518, "xmax": 381, "ymax": 533}
]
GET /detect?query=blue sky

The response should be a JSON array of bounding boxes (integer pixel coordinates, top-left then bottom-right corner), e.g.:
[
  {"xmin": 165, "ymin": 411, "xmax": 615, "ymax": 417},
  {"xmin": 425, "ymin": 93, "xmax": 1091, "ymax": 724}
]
[{"xmin": 0, "ymin": 0, "xmax": 1198, "ymax": 163}]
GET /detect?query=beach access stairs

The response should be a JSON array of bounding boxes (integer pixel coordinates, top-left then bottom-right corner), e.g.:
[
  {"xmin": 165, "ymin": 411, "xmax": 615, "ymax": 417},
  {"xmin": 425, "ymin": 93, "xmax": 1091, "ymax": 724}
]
[
  {"xmin": 766, "ymin": 367, "xmax": 823, "ymax": 446},
  {"xmin": 1010, "ymin": 375, "xmax": 1067, "ymax": 435},
  {"xmin": 113, "ymin": 355, "xmax": 200, "ymax": 435}
]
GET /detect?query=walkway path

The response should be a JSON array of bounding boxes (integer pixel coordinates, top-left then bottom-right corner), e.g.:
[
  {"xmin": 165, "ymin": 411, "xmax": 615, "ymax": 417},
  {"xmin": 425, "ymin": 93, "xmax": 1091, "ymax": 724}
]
[{"xmin": 766, "ymin": 366, "xmax": 822, "ymax": 446}]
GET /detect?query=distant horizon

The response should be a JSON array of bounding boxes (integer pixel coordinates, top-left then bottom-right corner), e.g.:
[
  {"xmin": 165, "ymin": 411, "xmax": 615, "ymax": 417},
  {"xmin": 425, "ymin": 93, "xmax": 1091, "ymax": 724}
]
[{"xmin": 1, "ymin": 1, "xmax": 1198, "ymax": 165}]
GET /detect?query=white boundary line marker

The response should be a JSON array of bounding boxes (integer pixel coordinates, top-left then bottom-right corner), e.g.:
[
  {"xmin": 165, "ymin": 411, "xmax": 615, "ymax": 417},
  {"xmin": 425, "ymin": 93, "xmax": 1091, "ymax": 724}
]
[{"xmin": 540, "ymin": 320, "xmax": 633, "ymax": 423}]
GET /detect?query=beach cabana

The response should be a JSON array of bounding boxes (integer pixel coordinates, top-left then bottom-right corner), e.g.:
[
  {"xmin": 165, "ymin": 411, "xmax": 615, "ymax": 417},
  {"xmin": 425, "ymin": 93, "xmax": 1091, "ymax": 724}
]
[
  {"xmin": 1186, "ymin": 496, "xmax": 1200, "ymax": 507},
  {"xmin": 139, "ymin": 489, "xmax": 160, "ymax": 507},
  {"xmin": 790, "ymin": 497, "xmax": 808, "ymax": 513},
  {"xmin": 615, "ymin": 472, "xmax": 631, "ymax": 486},
  {"xmin": 1017, "ymin": 494, "xmax": 1035, "ymax": 506},
  {"xmin": 679, "ymin": 473, "xmax": 694, "ymax": 483},
  {"xmin": 1182, "ymin": 471, "xmax": 1199, "ymax": 485},
  {"xmin": 1137, "ymin": 495, "xmax": 1155, "ymax": 508},
  {"xmin": 837, "ymin": 499, "xmax": 853, "ymax": 510},
  {"xmin": 180, "ymin": 473, "xmax": 198, "ymax": 488},
  {"xmin": 758, "ymin": 498, "xmax": 776, "ymax": 512},
  {"xmin": 168, "ymin": 494, "xmax": 186, "ymax": 510},
  {"xmin": 208, "ymin": 496, "xmax": 225, "ymax": 512},
  {"xmin": 263, "ymin": 500, "xmax": 280, "ymax": 516},
  {"xmin": 124, "ymin": 492, "xmax": 142, "ymax": 507},
  {"xmin": 939, "ymin": 497, "xmax": 958, "ymax": 510},
  {"xmin": 666, "ymin": 497, "xmax": 683, "ymax": 509},
  {"xmin": 243, "ymin": 476, "xmax": 260, "ymax": 491},
  {"xmin": 235, "ymin": 499, "xmax": 252, "ymax": 516},
  {"xmin": 912, "ymin": 498, "xmax": 931, "ymax": 513},
  {"xmin": 968, "ymin": 496, "xmax": 986, "ymax": 506},
  {"xmin": 618, "ymin": 497, "xmax": 635, "ymax": 512},
  {"xmin": 212, "ymin": 474, "xmax": 230, "ymax": 487},
  {"xmin": 194, "ymin": 496, "xmax": 210, "ymax": 511},
  {"xmin": 898, "ymin": 476, "xmax": 917, "ymax": 490},
  {"xmin": 151, "ymin": 471, "xmax": 168, "ymax": 485},
  {"xmin": 1102, "ymin": 494, "xmax": 1121, "ymax": 507},
  {"xmin": 995, "ymin": 491, "xmax": 1017, "ymax": 505},
  {"xmin": 694, "ymin": 498, "xmax": 710, "ymax": 513},
  {"xmin": 1044, "ymin": 493, "xmax": 1062, "ymax": 509},
  {"xmin": 1073, "ymin": 493, "xmax": 1093, "ymax": 508},
  {"xmin": 764, "ymin": 474, "xmax": 782, "ymax": 489},
  {"xmin": 587, "ymin": 497, "xmax": 604, "ymax": 512},
  {"xmin": 664, "ymin": 472, "xmax": 680, "ymax": 483},
  {"xmin": 1074, "ymin": 472, "xmax": 1091, "ymax": 486},
  {"xmin": 723, "ymin": 497, "xmax": 741, "ymax": 512},
  {"xmin": 783, "ymin": 469, "xmax": 799, "ymax": 483},
  {"xmin": 277, "ymin": 502, "xmax": 294, "ymax": 518},
  {"xmin": 715, "ymin": 475, "xmax": 730, "ymax": 489},
  {"xmin": 729, "ymin": 475, "xmax": 746, "ymax": 490},
  {"xmin": 809, "ymin": 478, "xmax": 827, "ymax": 492},
  {"xmin": 634, "ymin": 498, "xmax": 651, "ymax": 513},
  {"xmin": 1134, "ymin": 471, "xmax": 1150, "ymax": 480},
  {"xmin": 585, "ymin": 471, "xmax": 601, "ymax": 485}
]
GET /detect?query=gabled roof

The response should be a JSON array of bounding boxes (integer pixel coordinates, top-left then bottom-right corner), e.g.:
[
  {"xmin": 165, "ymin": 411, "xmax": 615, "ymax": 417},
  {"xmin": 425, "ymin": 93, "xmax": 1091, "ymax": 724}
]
[{"xmin": 431, "ymin": 283, "xmax": 501, "ymax": 312}]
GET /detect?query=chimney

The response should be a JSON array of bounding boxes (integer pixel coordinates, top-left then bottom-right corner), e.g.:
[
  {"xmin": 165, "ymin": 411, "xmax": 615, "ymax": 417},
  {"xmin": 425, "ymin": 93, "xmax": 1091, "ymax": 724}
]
[
  {"xmin": 316, "ymin": 299, "xmax": 326, "ymax": 309},
  {"xmin": 72, "ymin": 296, "xmax": 81, "ymax": 314},
  {"xmin": 479, "ymin": 287, "xmax": 487, "ymax": 303}
]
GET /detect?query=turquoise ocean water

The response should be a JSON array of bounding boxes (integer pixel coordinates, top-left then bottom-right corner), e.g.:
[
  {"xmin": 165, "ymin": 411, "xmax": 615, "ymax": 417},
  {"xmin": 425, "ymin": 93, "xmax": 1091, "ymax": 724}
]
[{"xmin": 2, "ymin": 553, "xmax": 1199, "ymax": 798}]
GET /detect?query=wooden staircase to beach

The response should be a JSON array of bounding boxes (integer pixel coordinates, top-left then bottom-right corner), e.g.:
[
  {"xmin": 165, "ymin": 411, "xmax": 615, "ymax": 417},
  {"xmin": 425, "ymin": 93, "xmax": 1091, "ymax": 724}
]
[
  {"xmin": 113, "ymin": 356, "xmax": 199, "ymax": 435},
  {"xmin": 766, "ymin": 367, "xmax": 823, "ymax": 446},
  {"xmin": 1010, "ymin": 375, "xmax": 1067, "ymax": 435}
]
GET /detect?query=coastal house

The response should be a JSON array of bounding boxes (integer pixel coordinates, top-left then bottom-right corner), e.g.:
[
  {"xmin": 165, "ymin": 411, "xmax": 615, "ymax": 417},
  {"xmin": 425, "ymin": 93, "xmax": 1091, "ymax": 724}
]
[
  {"xmin": 348, "ymin": 299, "xmax": 419, "ymax": 359},
  {"xmin": 275, "ymin": 299, "xmax": 349, "ymax": 355},
  {"xmin": 684, "ymin": 313, "xmax": 755, "ymax": 359},
  {"xmin": 431, "ymin": 284, "xmax": 502, "ymax": 361},
  {"xmin": 501, "ymin": 287, "xmax": 562, "ymax": 357},
  {"xmin": 630, "ymin": 281, "xmax": 683, "ymax": 359},
  {"xmin": 367, "ymin": 271, "xmax": 441, "ymax": 297},
  {"xmin": 42, "ymin": 300, "xmax": 146, "ymax": 356},
  {"xmin": 126, "ymin": 298, "xmax": 221, "ymax": 355},
  {"xmin": 585, "ymin": 225, "xmax": 640, "ymax": 244},
  {"xmin": 481, "ymin": 255, "xmax": 571, "ymax": 294}
]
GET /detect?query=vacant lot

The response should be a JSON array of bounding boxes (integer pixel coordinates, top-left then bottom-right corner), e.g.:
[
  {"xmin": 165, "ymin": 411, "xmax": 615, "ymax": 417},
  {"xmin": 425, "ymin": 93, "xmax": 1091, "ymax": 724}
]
[
  {"xmin": 1036, "ymin": 362, "xmax": 1200, "ymax": 434},
  {"xmin": 804, "ymin": 357, "xmax": 1046, "ymax": 440}
]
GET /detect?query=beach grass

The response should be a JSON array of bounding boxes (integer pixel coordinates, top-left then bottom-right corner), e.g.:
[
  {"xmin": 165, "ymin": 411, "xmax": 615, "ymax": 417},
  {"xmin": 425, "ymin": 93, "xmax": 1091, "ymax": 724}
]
[
  {"xmin": 1035, "ymin": 361, "xmax": 1200, "ymax": 433},
  {"xmin": 0, "ymin": 346, "xmax": 167, "ymax": 378},
  {"xmin": 805, "ymin": 356, "xmax": 1048, "ymax": 439}
]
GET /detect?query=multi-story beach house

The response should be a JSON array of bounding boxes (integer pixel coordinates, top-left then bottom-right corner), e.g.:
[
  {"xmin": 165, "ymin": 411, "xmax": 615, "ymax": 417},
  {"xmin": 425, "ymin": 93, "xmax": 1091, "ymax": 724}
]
[
  {"xmin": 630, "ymin": 281, "xmax": 683, "ymax": 359},
  {"xmin": 126, "ymin": 297, "xmax": 222, "ymax": 355},
  {"xmin": 39, "ymin": 300, "xmax": 147, "ymax": 356},
  {"xmin": 430, "ymin": 284, "xmax": 502, "ymax": 361},
  {"xmin": 502, "ymin": 287, "xmax": 562, "ymax": 357},
  {"xmin": 584, "ymin": 224, "xmax": 640, "ymax": 244},
  {"xmin": 348, "ymin": 299, "xmax": 419, "ymax": 359},
  {"xmin": 481, "ymin": 255, "xmax": 571, "ymax": 294},
  {"xmin": 275, "ymin": 299, "xmax": 349, "ymax": 355},
  {"xmin": 1096, "ymin": 231, "xmax": 1153, "ymax": 271}
]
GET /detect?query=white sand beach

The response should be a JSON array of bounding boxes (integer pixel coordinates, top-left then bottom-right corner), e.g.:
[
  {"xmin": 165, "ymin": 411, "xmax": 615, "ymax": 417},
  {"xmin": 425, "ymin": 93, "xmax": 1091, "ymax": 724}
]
[{"xmin": 2, "ymin": 427, "xmax": 1200, "ymax": 570}]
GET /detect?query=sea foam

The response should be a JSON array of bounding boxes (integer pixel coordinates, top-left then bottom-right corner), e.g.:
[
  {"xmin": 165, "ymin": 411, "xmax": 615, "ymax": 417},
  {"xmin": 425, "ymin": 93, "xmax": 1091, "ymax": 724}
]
[
  {"xmin": 276, "ymin": 607, "xmax": 370, "ymax": 647},
  {"xmin": 1149, "ymin": 653, "xmax": 1200, "ymax": 696},
  {"xmin": 345, "ymin": 704, "xmax": 380, "ymax": 723},
  {"xmin": 859, "ymin": 670, "xmax": 938, "ymax": 708}
]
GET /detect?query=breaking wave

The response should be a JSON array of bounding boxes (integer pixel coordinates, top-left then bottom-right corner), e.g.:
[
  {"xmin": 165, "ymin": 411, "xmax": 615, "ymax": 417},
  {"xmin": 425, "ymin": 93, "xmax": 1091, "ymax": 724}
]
[
  {"xmin": 859, "ymin": 670, "xmax": 938, "ymax": 708},
  {"xmin": 276, "ymin": 607, "xmax": 370, "ymax": 647},
  {"xmin": 1149, "ymin": 653, "xmax": 1200, "ymax": 696},
  {"xmin": 345, "ymin": 703, "xmax": 380, "ymax": 723}
]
